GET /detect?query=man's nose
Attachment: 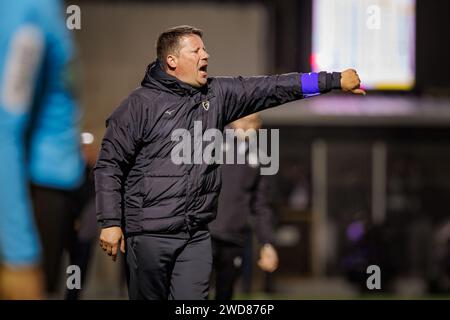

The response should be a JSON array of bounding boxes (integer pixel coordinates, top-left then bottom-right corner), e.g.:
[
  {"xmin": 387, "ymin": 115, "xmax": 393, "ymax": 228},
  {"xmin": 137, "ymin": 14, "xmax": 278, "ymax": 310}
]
[{"xmin": 202, "ymin": 50, "xmax": 210, "ymax": 60}]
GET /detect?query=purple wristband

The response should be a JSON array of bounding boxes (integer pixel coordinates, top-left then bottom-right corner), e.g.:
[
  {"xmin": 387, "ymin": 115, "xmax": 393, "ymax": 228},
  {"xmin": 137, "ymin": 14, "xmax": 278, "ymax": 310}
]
[{"xmin": 300, "ymin": 72, "xmax": 319, "ymax": 94}]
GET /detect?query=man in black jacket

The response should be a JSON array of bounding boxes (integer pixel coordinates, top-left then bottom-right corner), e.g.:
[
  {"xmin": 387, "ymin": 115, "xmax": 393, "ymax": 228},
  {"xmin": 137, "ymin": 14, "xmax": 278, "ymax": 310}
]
[
  {"xmin": 95, "ymin": 25, "xmax": 364, "ymax": 300},
  {"xmin": 210, "ymin": 113, "xmax": 279, "ymax": 300}
]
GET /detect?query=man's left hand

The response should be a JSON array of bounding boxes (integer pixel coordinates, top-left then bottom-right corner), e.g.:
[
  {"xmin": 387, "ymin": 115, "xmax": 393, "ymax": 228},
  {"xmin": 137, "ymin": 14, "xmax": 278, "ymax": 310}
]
[{"xmin": 341, "ymin": 69, "xmax": 366, "ymax": 95}]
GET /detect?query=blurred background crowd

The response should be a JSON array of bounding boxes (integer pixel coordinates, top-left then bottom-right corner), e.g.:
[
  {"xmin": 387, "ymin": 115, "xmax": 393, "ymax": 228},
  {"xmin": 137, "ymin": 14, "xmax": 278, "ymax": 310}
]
[{"xmin": 0, "ymin": 0, "xmax": 449, "ymax": 299}]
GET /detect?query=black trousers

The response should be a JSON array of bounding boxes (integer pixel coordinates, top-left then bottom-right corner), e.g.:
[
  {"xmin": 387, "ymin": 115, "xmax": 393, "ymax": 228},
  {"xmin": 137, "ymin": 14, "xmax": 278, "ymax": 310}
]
[
  {"xmin": 31, "ymin": 185, "xmax": 77, "ymax": 294},
  {"xmin": 211, "ymin": 238, "xmax": 244, "ymax": 300},
  {"xmin": 125, "ymin": 228, "xmax": 212, "ymax": 300}
]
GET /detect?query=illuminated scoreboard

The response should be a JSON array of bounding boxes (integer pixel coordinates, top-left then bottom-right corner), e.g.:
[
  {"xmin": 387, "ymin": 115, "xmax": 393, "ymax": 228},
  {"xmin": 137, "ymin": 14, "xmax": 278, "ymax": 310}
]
[{"xmin": 312, "ymin": 0, "xmax": 416, "ymax": 90}]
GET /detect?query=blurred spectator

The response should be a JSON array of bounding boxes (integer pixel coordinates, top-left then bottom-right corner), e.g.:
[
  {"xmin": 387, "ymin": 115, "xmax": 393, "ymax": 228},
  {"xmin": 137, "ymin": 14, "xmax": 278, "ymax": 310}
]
[
  {"xmin": 209, "ymin": 113, "xmax": 279, "ymax": 300},
  {"xmin": 65, "ymin": 134, "xmax": 98, "ymax": 300},
  {"xmin": 428, "ymin": 219, "xmax": 450, "ymax": 293},
  {"xmin": 0, "ymin": 0, "xmax": 84, "ymax": 299}
]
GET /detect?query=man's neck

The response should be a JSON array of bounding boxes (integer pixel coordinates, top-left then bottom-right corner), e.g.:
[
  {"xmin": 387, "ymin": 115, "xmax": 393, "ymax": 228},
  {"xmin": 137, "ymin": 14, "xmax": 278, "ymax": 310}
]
[{"xmin": 164, "ymin": 68, "xmax": 177, "ymax": 79}]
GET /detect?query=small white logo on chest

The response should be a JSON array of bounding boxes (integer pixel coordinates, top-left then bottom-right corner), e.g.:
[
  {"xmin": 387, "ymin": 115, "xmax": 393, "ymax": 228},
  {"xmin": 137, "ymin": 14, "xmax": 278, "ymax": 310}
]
[
  {"xmin": 202, "ymin": 101, "xmax": 210, "ymax": 111},
  {"xmin": 165, "ymin": 109, "xmax": 175, "ymax": 115}
]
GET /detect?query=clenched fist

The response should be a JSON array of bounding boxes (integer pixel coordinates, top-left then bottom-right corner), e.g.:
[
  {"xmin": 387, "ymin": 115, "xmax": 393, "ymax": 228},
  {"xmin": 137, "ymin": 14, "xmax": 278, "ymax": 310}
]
[
  {"xmin": 341, "ymin": 69, "xmax": 366, "ymax": 95},
  {"xmin": 99, "ymin": 226, "xmax": 125, "ymax": 261},
  {"xmin": 257, "ymin": 244, "xmax": 279, "ymax": 273}
]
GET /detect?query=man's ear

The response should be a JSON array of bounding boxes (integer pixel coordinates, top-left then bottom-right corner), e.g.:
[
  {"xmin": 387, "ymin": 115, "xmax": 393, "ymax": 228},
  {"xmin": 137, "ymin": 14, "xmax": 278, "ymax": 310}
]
[{"xmin": 166, "ymin": 54, "xmax": 177, "ymax": 69}]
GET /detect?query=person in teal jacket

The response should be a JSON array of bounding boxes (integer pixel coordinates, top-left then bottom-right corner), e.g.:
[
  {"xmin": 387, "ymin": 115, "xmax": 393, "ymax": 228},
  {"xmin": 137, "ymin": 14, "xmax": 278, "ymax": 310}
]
[{"xmin": 0, "ymin": 0, "xmax": 84, "ymax": 299}]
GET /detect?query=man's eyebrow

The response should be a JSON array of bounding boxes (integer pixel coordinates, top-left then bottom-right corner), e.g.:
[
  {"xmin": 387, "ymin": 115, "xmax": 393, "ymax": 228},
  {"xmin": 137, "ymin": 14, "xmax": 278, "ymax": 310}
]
[{"xmin": 192, "ymin": 46, "xmax": 207, "ymax": 51}]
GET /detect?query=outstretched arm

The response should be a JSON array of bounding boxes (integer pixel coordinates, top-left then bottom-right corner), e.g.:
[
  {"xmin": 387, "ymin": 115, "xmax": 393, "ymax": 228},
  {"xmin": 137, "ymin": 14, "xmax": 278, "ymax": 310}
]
[{"xmin": 216, "ymin": 68, "xmax": 364, "ymax": 125}]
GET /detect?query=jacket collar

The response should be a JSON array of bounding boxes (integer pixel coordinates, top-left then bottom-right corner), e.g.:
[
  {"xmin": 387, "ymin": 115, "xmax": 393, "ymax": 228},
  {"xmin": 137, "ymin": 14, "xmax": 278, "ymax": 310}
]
[{"xmin": 141, "ymin": 60, "xmax": 208, "ymax": 96}]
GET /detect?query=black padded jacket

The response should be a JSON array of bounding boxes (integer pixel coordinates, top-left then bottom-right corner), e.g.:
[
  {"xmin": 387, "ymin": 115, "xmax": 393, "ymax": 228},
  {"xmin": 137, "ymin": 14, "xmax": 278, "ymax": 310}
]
[{"xmin": 94, "ymin": 60, "xmax": 339, "ymax": 235}]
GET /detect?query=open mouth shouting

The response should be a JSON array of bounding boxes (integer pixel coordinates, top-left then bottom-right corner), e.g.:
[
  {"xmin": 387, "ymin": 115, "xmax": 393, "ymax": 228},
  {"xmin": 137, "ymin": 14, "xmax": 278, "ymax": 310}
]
[{"xmin": 199, "ymin": 63, "xmax": 208, "ymax": 78}]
